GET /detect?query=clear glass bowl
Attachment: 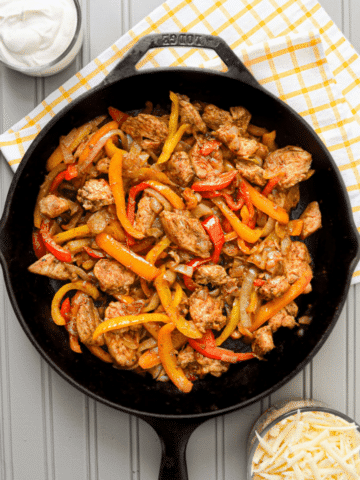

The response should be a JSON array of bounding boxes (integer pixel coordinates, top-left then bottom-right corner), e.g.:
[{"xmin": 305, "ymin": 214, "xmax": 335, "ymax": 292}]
[
  {"xmin": 247, "ymin": 398, "xmax": 360, "ymax": 479},
  {"xmin": 0, "ymin": 0, "xmax": 83, "ymax": 77}
]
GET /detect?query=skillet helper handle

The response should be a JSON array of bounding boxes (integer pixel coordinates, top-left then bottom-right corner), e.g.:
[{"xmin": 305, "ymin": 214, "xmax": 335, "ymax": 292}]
[
  {"xmin": 141, "ymin": 416, "xmax": 203, "ymax": 480},
  {"xmin": 104, "ymin": 32, "xmax": 258, "ymax": 87}
]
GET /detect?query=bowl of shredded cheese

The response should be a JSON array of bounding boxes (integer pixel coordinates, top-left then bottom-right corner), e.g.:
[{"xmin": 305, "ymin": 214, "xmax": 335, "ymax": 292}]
[{"xmin": 247, "ymin": 399, "xmax": 360, "ymax": 479}]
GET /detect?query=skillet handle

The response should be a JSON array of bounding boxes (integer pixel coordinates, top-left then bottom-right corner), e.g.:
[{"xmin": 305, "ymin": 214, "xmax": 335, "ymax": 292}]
[
  {"xmin": 104, "ymin": 33, "xmax": 258, "ymax": 87},
  {"xmin": 140, "ymin": 416, "xmax": 204, "ymax": 480}
]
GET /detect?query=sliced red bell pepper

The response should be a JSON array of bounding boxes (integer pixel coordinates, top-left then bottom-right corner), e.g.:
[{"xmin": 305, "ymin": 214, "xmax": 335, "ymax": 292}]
[
  {"xmin": 32, "ymin": 230, "xmax": 47, "ymax": 259},
  {"xmin": 183, "ymin": 257, "xmax": 211, "ymax": 291},
  {"xmin": 60, "ymin": 297, "xmax": 71, "ymax": 321},
  {"xmin": 199, "ymin": 140, "xmax": 221, "ymax": 156},
  {"xmin": 239, "ymin": 180, "xmax": 255, "ymax": 222},
  {"xmin": 222, "ymin": 217, "xmax": 233, "ymax": 233},
  {"xmin": 192, "ymin": 170, "xmax": 238, "ymax": 192},
  {"xmin": 201, "ymin": 190, "xmax": 244, "ymax": 211},
  {"xmin": 40, "ymin": 219, "xmax": 72, "ymax": 263},
  {"xmin": 188, "ymin": 330, "xmax": 255, "ymax": 363},
  {"xmin": 201, "ymin": 215, "xmax": 224, "ymax": 264},
  {"xmin": 253, "ymin": 279, "xmax": 266, "ymax": 287},
  {"xmin": 84, "ymin": 246, "xmax": 106, "ymax": 259},
  {"xmin": 49, "ymin": 164, "xmax": 78, "ymax": 193},
  {"xmin": 108, "ymin": 107, "xmax": 129, "ymax": 126},
  {"xmin": 261, "ymin": 174, "xmax": 283, "ymax": 197}
]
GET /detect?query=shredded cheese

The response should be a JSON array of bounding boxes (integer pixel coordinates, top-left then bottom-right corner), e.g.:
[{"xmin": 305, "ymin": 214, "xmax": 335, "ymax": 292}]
[{"xmin": 251, "ymin": 410, "xmax": 360, "ymax": 480}]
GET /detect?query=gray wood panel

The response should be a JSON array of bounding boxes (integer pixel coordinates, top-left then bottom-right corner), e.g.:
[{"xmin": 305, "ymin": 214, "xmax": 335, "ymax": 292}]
[{"xmin": 0, "ymin": 0, "xmax": 359, "ymax": 478}]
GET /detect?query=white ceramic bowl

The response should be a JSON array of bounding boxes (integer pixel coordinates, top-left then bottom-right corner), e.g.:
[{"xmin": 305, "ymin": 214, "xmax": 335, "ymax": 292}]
[{"xmin": 0, "ymin": 0, "xmax": 83, "ymax": 77}]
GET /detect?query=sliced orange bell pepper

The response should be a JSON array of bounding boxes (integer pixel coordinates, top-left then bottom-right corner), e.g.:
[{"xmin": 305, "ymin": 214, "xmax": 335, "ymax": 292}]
[
  {"xmin": 154, "ymin": 269, "xmax": 202, "ymax": 339},
  {"xmin": 96, "ymin": 233, "xmax": 160, "ymax": 281},
  {"xmin": 287, "ymin": 219, "xmax": 304, "ymax": 237},
  {"xmin": 104, "ymin": 138, "xmax": 127, "ymax": 158},
  {"xmin": 250, "ymin": 270, "xmax": 312, "ymax": 332},
  {"xmin": 242, "ymin": 179, "xmax": 289, "ymax": 225},
  {"xmin": 108, "ymin": 150, "xmax": 144, "ymax": 239},
  {"xmin": 144, "ymin": 180, "xmax": 185, "ymax": 209},
  {"xmin": 158, "ymin": 323, "xmax": 193, "ymax": 393},
  {"xmin": 78, "ymin": 120, "xmax": 119, "ymax": 164},
  {"xmin": 92, "ymin": 313, "xmax": 170, "ymax": 341},
  {"xmin": 140, "ymin": 236, "xmax": 171, "ymax": 297},
  {"xmin": 51, "ymin": 281, "xmax": 100, "ymax": 326},
  {"xmin": 212, "ymin": 197, "xmax": 262, "ymax": 244},
  {"xmin": 168, "ymin": 91, "xmax": 179, "ymax": 138}
]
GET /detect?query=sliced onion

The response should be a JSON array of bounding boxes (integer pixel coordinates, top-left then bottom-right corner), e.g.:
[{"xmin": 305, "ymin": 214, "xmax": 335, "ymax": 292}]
[
  {"xmin": 60, "ymin": 137, "xmax": 75, "ymax": 164},
  {"xmin": 261, "ymin": 216, "xmax": 275, "ymax": 237},
  {"xmin": 239, "ymin": 268, "xmax": 257, "ymax": 329},
  {"xmin": 78, "ymin": 129, "xmax": 125, "ymax": 174},
  {"xmin": 191, "ymin": 202, "xmax": 214, "ymax": 218},
  {"xmin": 65, "ymin": 264, "xmax": 91, "ymax": 282},
  {"xmin": 139, "ymin": 337, "xmax": 158, "ymax": 352},
  {"xmin": 144, "ymin": 188, "xmax": 172, "ymax": 211},
  {"xmin": 170, "ymin": 264, "xmax": 194, "ymax": 277}
]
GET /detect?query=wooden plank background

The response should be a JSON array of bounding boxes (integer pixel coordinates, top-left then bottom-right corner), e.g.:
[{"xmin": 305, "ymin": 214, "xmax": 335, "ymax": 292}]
[{"xmin": 0, "ymin": 0, "xmax": 359, "ymax": 478}]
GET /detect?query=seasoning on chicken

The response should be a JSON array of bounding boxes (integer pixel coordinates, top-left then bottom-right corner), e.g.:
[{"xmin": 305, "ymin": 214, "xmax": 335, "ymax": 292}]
[
  {"xmin": 258, "ymin": 275, "xmax": 290, "ymax": 300},
  {"xmin": 263, "ymin": 146, "xmax": 312, "ymax": 189},
  {"xmin": 230, "ymin": 106, "xmax": 251, "ymax": 133},
  {"xmin": 236, "ymin": 160, "xmax": 267, "ymax": 186},
  {"xmin": 178, "ymin": 96, "xmax": 207, "ymax": 133},
  {"xmin": 28, "ymin": 253, "xmax": 72, "ymax": 280},
  {"xmin": 76, "ymin": 294, "xmax": 104, "ymax": 346},
  {"xmin": 160, "ymin": 210, "xmax": 212, "ymax": 258},
  {"xmin": 77, "ymin": 178, "xmax": 114, "ymax": 212},
  {"xmin": 216, "ymin": 123, "xmax": 259, "ymax": 158},
  {"xmin": 93, "ymin": 259, "xmax": 136, "ymax": 295},
  {"xmin": 166, "ymin": 151, "xmax": 195, "ymax": 186},
  {"xmin": 121, "ymin": 113, "xmax": 168, "ymax": 143},
  {"xmin": 202, "ymin": 104, "xmax": 232, "ymax": 130},
  {"xmin": 39, "ymin": 194, "xmax": 70, "ymax": 218},
  {"xmin": 300, "ymin": 201, "xmax": 322, "ymax": 239},
  {"xmin": 189, "ymin": 288, "xmax": 226, "ymax": 333},
  {"xmin": 134, "ymin": 195, "xmax": 163, "ymax": 236},
  {"xmin": 194, "ymin": 264, "xmax": 229, "ymax": 286}
]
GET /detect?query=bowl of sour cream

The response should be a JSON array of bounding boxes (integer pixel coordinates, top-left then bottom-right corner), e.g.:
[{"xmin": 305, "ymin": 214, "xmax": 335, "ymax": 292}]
[{"xmin": 0, "ymin": 0, "xmax": 83, "ymax": 76}]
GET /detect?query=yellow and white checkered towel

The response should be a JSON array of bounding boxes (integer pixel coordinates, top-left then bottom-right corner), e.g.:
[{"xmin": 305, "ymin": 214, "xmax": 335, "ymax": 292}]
[{"xmin": 1, "ymin": 0, "xmax": 360, "ymax": 282}]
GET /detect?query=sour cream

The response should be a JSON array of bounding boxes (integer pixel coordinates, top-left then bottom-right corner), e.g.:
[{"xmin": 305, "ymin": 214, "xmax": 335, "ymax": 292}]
[{"xmin": 0, "ymin": 0, "xmax": 79, "ymax": 71}]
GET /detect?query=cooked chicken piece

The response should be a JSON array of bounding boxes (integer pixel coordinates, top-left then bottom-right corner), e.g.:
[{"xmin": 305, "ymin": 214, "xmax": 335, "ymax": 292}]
[
  {"xmin": 166, "ymin": 151, "xmax": 195, "ymax": 187},
  {"xmin": 134, "ymin": 195, "xmax": 163, "ymax": 236},
  {"xmin": 284, "ymin": 241, "xmax": 312, "ymax": 285},
  {"xmin": 194, "ymin": 265, "xmax": 229, "ymax": 286},
  {"xmin": 178, "ymin": 96, "xmax": 207, "ymax": 133},
  {"xmin": 189, "ymin": 288, "xmax": 226, "ymax": 333},
  {"xmin": 229, "ymin": 257, "xmax": 249, "ymax": 282},
  {"xmin": 284, "ymin": 301, "xmax": 298, "ymax": 317},
  {"xmin": 28, "ymin": 253, "xmax": 72, "ymax": 280},
  {"xmin": 300, "ymin": 201, "xmax": 322, "ymax": 239},
  {"xmin": 103, "ymin": 299, "xmax": 145, "ymax": 366},
  {"xmin": 252, "ymin": 325, "xmax": 275, "ymax": 358},
  {"xmin": 76, "ymin": 294, "xmax": 104, "ymax": 346},
  {"xmin": 104, "ymin": 330, "xmax": 140, "ymax": 367},
  {"xmin": 105, "ymin": 300, "xmax": 145, "ymax": 330},
  {"xmin": 189, "ymin": 141, "xmax": 218, "ymax": 179},
  {"xmin": 93, "ymin": 259, "xmax": 136, "ymax": 295},
  {"xmin": 77, "ymin": 179, "xmax": 114, "ymax": 212},
  {"xmin": 195, "ymin": 353, "xmax": 230, "ymax": 377},
  {"xmin": 230, "ymin": 106, "xmax": 251, "ymax": 133},
  {"xmin": 39, "ymin": 194, "xmax": 70, "ymax": 218},
  {"xmin": 216, "ymin": 123, "xmax": 259, "ymax": 157},
  {"xmin": 248, "ymin": 235, "xmax": 284, "ymax": 275},
  {"xmin": 87, "ymin": 208, "xmax": 112, "ymax": 234},
  {"xmin": 263, "ymin": 146, "xmax": 312, "ymax": 189},
  {"xmin": 236, "ymin": 160, "xmax": 267, "ymax": 187},
  {"xmin": 122, "ymin": 114, "xmax": 168, "ymax": 143},
  {"xmin": 268, "ymin": 184, "xmax": 300, "ymax": 211},
  {"xmin": 202, "ymin": 104, "xmax": 232, "ymax": 130},
  {"xmin": 177, "ymin": 344, "xmax": 196, "ymax": 369},
  {"xmin": 141, "ymin": 138, "xmax": 162, "ymax": 154},
  {"xmin": 268, "ymin": 308, "xmax": 297, "ymax": 333},
  {"xmin": 259, "ymin": 275, "xmax": 290, "ymax": 300},
  {"xmin": 160, "ymin": 210, "xmax": 212, "ymax": 258},
  {"xmin": 96, "ymin": 157, "xmax": 111, "ymax": 174}
]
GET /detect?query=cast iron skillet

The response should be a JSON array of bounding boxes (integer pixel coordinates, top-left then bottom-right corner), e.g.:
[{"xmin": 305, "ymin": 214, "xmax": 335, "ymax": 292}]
[{"xmin": 0, "ymin": 34, "xmax": 359, "ymax": 479}]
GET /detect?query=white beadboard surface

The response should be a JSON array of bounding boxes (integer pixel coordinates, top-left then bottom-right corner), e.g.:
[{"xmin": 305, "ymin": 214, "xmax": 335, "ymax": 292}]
[{"xmin": 0, "ymin": 1, "xmax": 359, "ymax": 479}]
